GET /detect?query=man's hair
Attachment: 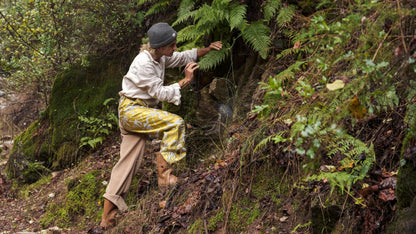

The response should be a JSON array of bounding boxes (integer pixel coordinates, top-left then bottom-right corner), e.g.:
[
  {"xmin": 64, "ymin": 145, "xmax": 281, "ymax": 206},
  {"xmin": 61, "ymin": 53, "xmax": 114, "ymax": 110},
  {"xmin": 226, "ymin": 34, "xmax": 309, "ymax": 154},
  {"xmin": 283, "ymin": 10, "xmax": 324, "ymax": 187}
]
[{"xmin": 140, "ymin": 42, "xmax": 155, "ymax": 53}]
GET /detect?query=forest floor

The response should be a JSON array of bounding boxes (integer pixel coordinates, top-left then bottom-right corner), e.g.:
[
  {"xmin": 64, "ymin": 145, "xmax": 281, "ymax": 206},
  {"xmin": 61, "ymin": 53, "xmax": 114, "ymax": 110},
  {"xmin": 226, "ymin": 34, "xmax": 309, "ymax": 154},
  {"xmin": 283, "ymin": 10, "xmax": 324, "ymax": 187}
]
[
  {"xmin": 0, "ymin": 133, "xmax": 235, "ymax": 233},
  {"xmin": 0, "ymin": 137, "xmax": 117, "ymax": 233}
]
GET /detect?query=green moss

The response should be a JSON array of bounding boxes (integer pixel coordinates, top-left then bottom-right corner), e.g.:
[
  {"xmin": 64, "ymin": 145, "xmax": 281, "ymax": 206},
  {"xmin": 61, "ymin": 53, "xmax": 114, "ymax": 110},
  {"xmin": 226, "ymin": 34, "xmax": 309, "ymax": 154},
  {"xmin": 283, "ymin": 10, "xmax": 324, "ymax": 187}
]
[
  {"xmin": 51, "ymin": 142, "xmax": 79, "ymax": 170},
  {"xmin": 387, "ymin": 197, "xmax": 416, "ymax": 234},
  {"xmin": 251, "ymin": 165, "xmax": 287, "ymax": 203},
  {"xmin": 22, "ymin": 162, "xmax": 50, "ymax": 184},
  {"xmin": 397, "ymin": 163, "xmax": 416, "ymax": 209},
  {"xmin": 40, "ymin": 170, "xmax": 105, "ymax": 229},
  {"xmin": 207, "ymin": 209, "xmax": 224, "ymax": 231},
  {"xmin": 188, "ymin": 218, "xmax": 204, "ymax": 234},
  {"xmin": 6, "ymin": 56, "xmax": 123, "ymax": 182},
  {"xmin": 229, "ymin": 202, "xmax": 261, "ymax": 232},
  {"xmin": 397, "ymin": 130, "xmax": 416, "ymax": 208},
  {"xmin": 18, "ymin": 175, "xmax": 52, "ymax": 198}
]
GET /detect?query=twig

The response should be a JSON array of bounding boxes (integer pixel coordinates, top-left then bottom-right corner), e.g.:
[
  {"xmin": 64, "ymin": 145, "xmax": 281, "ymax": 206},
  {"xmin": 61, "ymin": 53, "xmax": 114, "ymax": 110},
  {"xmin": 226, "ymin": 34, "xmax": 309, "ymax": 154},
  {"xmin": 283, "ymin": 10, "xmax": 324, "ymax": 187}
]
[
  {"xmin": 396, "ymin": 0, "xmax": 408, "ymax": 54},
  {"xmin": 372, "ymin": 27, "xmax": 391, "ymax": 61}
]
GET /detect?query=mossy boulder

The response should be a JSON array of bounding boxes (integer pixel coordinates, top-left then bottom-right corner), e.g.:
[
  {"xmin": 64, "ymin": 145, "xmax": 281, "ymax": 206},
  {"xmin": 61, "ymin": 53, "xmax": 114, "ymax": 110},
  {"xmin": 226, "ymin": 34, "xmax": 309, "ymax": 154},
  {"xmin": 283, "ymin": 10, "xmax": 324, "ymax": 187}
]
[
  {"xmin": 6, "ymin": 56, "xmax": 124, "ymax": 182},
  {"xmin": 40, "ymin": 170, "xmax": 105, "ymax": 229},
  {"xmin": 393, "ymin": 125, "xmax": 416, "ymax": 232}
]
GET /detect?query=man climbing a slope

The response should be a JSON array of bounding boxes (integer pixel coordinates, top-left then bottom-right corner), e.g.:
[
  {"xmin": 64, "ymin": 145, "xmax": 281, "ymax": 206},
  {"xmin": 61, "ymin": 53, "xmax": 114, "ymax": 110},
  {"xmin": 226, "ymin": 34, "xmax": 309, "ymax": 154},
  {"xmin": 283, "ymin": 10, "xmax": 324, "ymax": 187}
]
[{"xmin": 100, "ymin": 22, "xmax": 222, "ymax": 228}]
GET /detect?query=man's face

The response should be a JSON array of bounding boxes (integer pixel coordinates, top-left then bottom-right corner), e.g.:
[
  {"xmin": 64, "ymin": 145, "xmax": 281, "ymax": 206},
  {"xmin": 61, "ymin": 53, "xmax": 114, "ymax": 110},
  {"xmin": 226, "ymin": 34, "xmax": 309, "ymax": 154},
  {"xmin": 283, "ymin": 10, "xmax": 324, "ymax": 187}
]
[{"xmin": 158, "ymin": 40, "xmax": 178, "ymax": 57}]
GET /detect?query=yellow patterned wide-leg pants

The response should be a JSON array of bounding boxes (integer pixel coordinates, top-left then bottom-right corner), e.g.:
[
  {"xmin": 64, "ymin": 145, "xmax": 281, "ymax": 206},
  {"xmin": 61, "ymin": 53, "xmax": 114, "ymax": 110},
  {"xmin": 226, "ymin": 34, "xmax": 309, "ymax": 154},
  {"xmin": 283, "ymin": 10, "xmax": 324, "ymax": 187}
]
[{"xmin": 118, "ymin": 95, "xmax": 186, "ymax": 164}]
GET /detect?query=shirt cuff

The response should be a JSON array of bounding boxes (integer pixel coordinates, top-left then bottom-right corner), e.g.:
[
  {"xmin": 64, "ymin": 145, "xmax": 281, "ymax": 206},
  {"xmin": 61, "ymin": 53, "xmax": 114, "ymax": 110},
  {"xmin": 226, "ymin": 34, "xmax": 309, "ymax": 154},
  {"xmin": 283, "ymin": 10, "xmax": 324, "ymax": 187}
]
[{"xmin": 171, "ymin": 83, "xmax": 181, "ymax": 105}]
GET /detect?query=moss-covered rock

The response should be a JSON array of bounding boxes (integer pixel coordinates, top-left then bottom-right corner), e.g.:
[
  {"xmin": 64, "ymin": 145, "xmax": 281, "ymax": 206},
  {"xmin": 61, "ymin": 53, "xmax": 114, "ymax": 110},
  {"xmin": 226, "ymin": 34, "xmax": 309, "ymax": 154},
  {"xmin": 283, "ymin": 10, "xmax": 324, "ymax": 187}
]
[
  {"xmin": 40, "ymin": 170, "xmax": 105, "ymax": 229},
  {"xmin": 6, "ymin": 56, "xmax": 124, "ymax": 181},
  {"xmin": 388, "ymin": 197, "xmax": 416, "ymax": 233}
]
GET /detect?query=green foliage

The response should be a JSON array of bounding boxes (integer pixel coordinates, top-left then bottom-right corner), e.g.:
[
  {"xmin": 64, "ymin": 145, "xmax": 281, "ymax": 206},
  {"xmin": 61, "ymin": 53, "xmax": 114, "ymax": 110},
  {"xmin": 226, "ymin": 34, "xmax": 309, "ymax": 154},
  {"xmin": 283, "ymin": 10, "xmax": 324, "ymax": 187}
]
[
  {"xmin": 40, "ymin": 170, "xmax": 105, "ymax": 229},
  {"xmin": 197, "ymin": 43, "xmax": 230, "ymax": 70},
  {"xmin": 173, "ymin": 0, "xmax": 274, "ymax": 70},
  {"xmin": 262, "ymin": 0, "xmax": 282, "ymax": 22},
  {"xmin": 18, "ymin": 174, "xmax": 52, "ymax": 198},
  {"xmin": 252, "ymin": 0, "xmax": 415, "ymax": 196},
  {"xmin": 0, "ymin": 0, "xmax": 145, "ymax": 98},
  {"xmin": 188, "ymin": 218, "xmax": 204, "ymax": 234},
  {"xmin": 229, "ymin": 199, "xmax": 261, "ymax": 232},
  {"xmin": 207, "ymin": 210, "xmax": 224, "ymax": 231},
  {"xmin": 140, "ymin": 0, "xmax": 172, "ymax": 17},
  {"xmin": 240, "ymin": 21, "xmax": 271, "ymax": 59},
  {"xmin": 22, "ymin": 161, "xmax": 50, "ymax": 184},
  {"xmin": 276, "ymin": 4, "xmax": 297, "ymax": 27},
  {"xmin": 78, "ymin": 98, "xmax": 118, "ymax": 149}
]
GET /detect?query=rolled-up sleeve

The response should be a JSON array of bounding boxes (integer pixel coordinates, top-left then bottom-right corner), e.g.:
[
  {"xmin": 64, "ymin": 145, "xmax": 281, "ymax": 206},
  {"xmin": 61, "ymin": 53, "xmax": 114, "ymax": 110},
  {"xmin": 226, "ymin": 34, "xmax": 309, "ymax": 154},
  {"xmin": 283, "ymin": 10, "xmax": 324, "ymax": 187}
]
[{"xmin": 165, "ymin": 48, "xmax": 198, "ymax": 68}]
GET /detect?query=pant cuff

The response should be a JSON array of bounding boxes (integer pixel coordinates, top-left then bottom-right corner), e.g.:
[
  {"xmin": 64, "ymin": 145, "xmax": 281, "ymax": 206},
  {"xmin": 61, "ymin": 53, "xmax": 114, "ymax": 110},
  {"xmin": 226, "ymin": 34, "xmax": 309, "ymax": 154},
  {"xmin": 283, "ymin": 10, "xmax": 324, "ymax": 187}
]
[{"xmin": 103, "ymin": 193, "xmax": 129, "ymax": 212}]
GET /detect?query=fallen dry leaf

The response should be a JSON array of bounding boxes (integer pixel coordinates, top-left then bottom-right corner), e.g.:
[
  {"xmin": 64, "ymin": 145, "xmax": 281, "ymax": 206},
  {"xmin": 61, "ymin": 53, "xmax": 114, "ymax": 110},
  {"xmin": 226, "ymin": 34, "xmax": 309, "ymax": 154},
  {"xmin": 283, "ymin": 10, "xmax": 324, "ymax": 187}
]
[
  {"xmin": 378, "ymin": 188, "xmax": 396, "ymax": 202},
  {"xmin": 349, "ymin": 97, "xmax": 367, "ymax": 119},
  {"xmin": 293, "ymin": 41, "xmax": 301, "ymax": 49},
  {"xmin": 159, "ymin": 200, "xmax": 166, "ymax": 209},
  {"xmin": 326, "ymin": 79, "xmax": 345, "ymax": 91},
  {"xmin": 279, "ymin": 216, "xmax": 289, "ymax": 222}
]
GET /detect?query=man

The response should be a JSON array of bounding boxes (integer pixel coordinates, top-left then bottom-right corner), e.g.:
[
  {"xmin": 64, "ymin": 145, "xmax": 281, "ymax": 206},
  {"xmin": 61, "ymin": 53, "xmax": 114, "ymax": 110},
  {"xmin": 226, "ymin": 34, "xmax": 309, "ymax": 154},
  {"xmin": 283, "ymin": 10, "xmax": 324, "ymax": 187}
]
[{"xmin": 100, "ymin": 22, "xmax": 222, "ymax": 228}]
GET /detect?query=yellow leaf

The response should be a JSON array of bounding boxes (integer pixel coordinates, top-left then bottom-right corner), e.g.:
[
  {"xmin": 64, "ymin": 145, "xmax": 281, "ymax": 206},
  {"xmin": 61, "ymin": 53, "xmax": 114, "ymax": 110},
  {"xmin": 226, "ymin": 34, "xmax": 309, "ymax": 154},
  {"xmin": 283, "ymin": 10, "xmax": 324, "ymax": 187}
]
[
  {"xmin": 326, "ymin": 79, "xmax": 345, "ymax": 91},
  {"xmin": 349, "ymin": 97, "xmax": 367, "ymax": 119},
  {"xmin": 339, "ymin": 160, "xmax": 354, "ymax": 171}
]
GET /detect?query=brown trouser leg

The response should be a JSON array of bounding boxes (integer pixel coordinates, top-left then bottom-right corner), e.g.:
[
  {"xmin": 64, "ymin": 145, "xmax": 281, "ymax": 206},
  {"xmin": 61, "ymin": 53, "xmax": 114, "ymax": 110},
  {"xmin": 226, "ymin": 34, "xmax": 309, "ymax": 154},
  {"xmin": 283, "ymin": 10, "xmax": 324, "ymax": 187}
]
[{"xmin": 103, "ymin": 124, "xmax": 146, "ymax": 212}]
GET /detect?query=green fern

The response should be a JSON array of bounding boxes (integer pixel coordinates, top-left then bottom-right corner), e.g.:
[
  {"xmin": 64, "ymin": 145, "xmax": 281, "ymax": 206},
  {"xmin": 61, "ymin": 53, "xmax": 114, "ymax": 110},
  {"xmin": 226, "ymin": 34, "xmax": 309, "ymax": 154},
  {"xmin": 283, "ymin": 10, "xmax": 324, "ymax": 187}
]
[
  {"xmin": 177, "ymin": 25, "xmax": 202, "ymax": 42},
  {"xmin": 144, "ymin": 0, "xmax": 172, "ymax": 17},
  {"xmin": 254, "ymin": 135, "xmax": 274, "ymax": 153},
  {"xmin": 177, "ymin": 0, "xmax": 198, "ymax": 18},
  {"xmin": 174, "ymin": 0, "xmax": 271, "ymax": 68},
  {"xmin": 276, "ymin": 5, "xmax": 296, "ymax": 27},
  {"xmin": 198, "ymin": 46, "xmax": 230, "ymax": 70},
  {"xmin": 262, "ymin": 0, "xmax": 282, "ymax": 22},
  {"xmin": 174, "ymin": 10, "xmax": 198, "ymax": 27},
  {"xmin": 138, "ymin": 0, "xmax": 156, "ymax": 5},
  {"xmin": 241, "ymin": 21, "xmax": 271, "ymax": 59},
  {"xmin": 229, "ymin": 3, "xmax": 247, "ymax": 30}
]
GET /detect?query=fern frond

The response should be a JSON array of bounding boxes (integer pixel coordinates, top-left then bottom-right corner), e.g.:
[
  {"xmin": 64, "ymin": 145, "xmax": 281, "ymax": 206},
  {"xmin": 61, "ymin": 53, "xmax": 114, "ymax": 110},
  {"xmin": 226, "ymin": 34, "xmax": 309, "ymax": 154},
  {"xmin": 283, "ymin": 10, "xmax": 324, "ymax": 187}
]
[
  {"xmin": 177, "ymin": 25, "xmax": 202, "ymax": 42},
  {"xmin": 283, "ymin": 29, "xmax": 298, "ymax": 40},
  {"xmin": 241, "ymin": 21, "xmax": 271, "ymax": 59},
  {"xmin": 138, "ymin": 0, "xmax": 157, "ymax": 6},
  {"xmin": 198, "ymin": 4, "xmax": 227, "ymax": 23},
  {"xmin": 198, "ymin": 46, "xmax": 230, "ymax": 70},
  {"xmin": 145, "ymin": 0, "xmax": 171, "ymax": 17},
  {"xmin": 263, "ymin": 0, "xmax": 282, "ymax": 22},
  {"xmin": 177, "ymin": 0, "xmax": 198, "ymax": 17},
  {"xmin": 276, "ymin": 5, "xmax": 296, "ymax": 27},
  {"xmin": 212, "ymin": 0, "xmax": 232, "ymax": 9},
  {"xmin": 254, "ymin": 135, "xmax": 274, "ymax": 153},
  {"xmin": 173, "ymin": 10, "xmax": 198, "ymax": 26},
  {"xmin": 228, "ymin": 3, "xmax": 247, "ymax": 30}
]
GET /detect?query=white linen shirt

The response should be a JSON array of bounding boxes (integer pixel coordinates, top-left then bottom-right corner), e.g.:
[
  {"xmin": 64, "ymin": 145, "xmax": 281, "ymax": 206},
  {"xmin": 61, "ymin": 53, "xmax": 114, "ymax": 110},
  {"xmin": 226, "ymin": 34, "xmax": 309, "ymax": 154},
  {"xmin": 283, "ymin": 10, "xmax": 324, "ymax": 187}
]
[{"xmin": 120, "ymin": 48, "xmax": 198, "ymax": 106}]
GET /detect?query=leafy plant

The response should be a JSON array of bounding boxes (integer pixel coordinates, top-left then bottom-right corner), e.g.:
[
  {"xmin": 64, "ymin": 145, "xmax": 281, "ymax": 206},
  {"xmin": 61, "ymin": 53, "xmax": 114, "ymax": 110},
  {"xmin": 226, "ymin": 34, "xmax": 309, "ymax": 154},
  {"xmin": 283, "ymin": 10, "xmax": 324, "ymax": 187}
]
[
  {"xmin": 251, "ymin": 0, "xmax": 415, "ymax": 197},
  {"xmin": 78, "ymin": 98, "xmax": 118, "ymax": 149},
  {"xmin": 0, "ymin": 0, "xmax": 145, "ymax": 102},
  {"xmin": 172, "ymin": 0, "xmax": 274, "ymax": 70}
]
